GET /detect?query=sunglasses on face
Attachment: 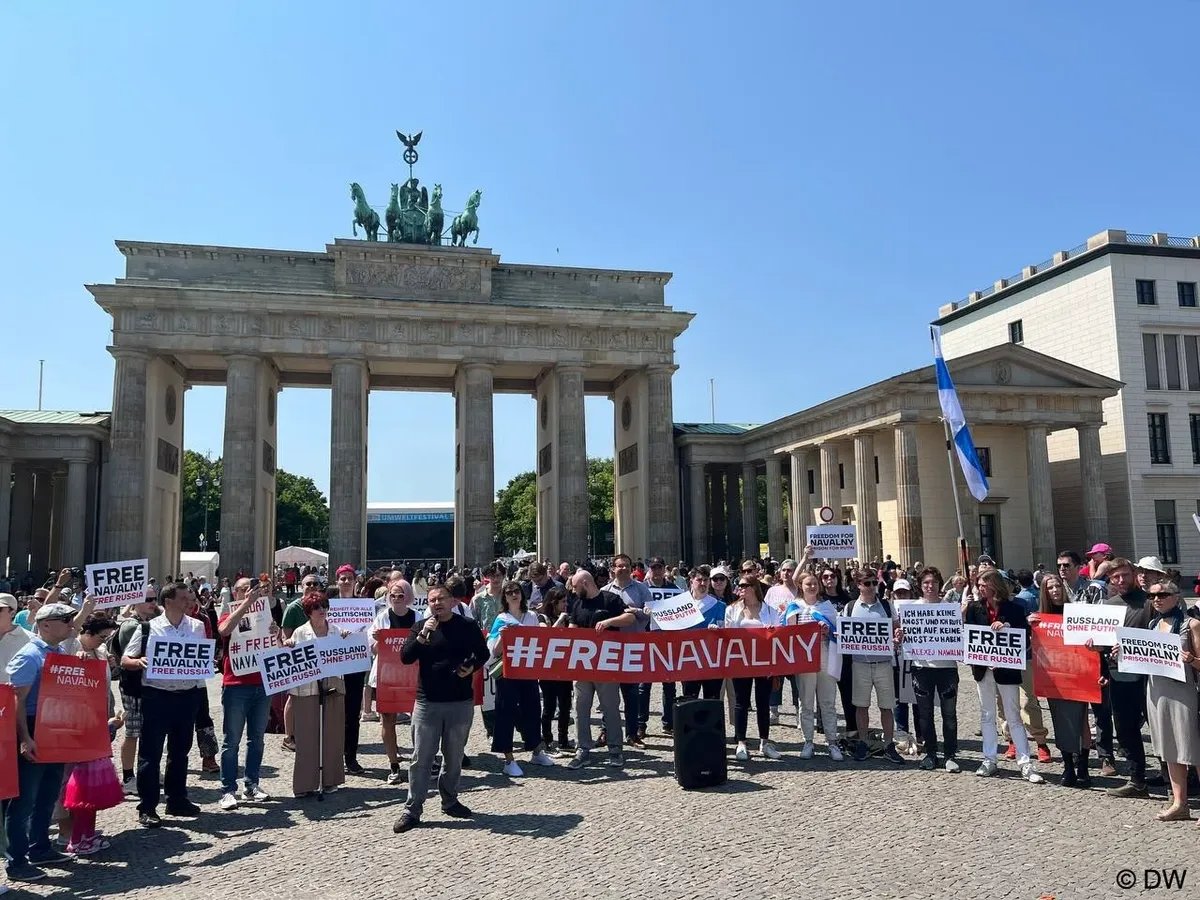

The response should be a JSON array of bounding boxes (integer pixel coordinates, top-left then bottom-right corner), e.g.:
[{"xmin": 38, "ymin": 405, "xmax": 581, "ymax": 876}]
[
  {"xmin": 737, "ymin": 582, "xmax": 754, "ymax": 589},
  {"xmin": 504, "ymin": 588, "xmax": 522, "ymax": 596},
  {"xmin": 860, "ymin": 580, "xmax": 877, "ymax": 587},
  {"xmin": 1149, "ymin": 591, "xmax": 1176, "ymax": 599}
]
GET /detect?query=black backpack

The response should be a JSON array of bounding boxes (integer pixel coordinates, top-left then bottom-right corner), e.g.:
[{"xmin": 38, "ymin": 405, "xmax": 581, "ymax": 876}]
[{"xmin": 110, "ymin": 620, "xmax": 150, "ymax": 699}]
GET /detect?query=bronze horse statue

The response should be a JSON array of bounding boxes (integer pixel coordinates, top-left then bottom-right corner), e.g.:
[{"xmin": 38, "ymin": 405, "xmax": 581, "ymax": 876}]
[
  {"xmin": 451, "ymin": 189, "xmax": 482, "ymax": 247},
  {"xmin": 351, "ymin": 182, "xmax": 381, "ymax": 241}
]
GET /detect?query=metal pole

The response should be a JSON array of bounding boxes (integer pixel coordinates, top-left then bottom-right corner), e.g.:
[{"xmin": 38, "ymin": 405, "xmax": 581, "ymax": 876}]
[
  {"xmin": 709, "ymin": 378, "xmax": 715, "ymax": 423},
  {"xmin": 37, "ymin": 360, "xmax": 44, "ymax": 410},
  {"xmin": 941, "ymin": 417, "xmax": 970, "ymax": 576}
]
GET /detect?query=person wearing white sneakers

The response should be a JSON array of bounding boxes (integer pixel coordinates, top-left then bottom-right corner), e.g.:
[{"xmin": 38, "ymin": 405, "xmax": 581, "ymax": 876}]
[
  {"xmin": 725, "ymin": 578, "xmax": 782, "ymax": 761},
  {"xmin": 785, "ymin": 573, "xmax": 843, "ymax": 760},
  {"xmin": 487, "ymin": 582, "xmax": 556, "ymax": 777},
  {"xmin": 963, "ymin": 567, "xmax": 1044, "ymax": 785}
]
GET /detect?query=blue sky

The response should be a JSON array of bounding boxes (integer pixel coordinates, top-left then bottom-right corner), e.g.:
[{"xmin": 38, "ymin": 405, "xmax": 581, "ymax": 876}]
[{"xmin": 4, "ymin": 1, "xmax": 1200, "ymax": 500}]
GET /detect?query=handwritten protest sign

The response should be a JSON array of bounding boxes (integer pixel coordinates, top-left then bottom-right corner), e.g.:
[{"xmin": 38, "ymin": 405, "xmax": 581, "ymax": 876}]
[
  {"xmin": 85, "ymin": 558, "xmax": 148, "ymax": 609},
  {"xmin": 1062, "ymin": 604, "xmax": 1125, "ymax": 647},
  {"xmin": 258, "ymin": 644, "xmax": 323, "ymax": 696},
  {"xmin": 645, "ymin": 594, "xmax": 704, "ymax": 631},
  {"xmin": 963, "ymin": 624, "xmax": 1026, "ymax": 670},
  {"xmin": 898, "ymin": 602, "xmax": 963, "ymax": 662},
  {"xmin": 146, "ymin": 636, "xmax": 216, "ymax": 681},
  {"xmin": 1116, "ymin": 627, "xmax": 1186, "ymax": 682},
  {"xmin": 837, "ymin": 616, "xmax": 895, "ymax": 659},
  {"xmin": 227, "ymin": 594, "xmax": 282, "ymax": 676}
]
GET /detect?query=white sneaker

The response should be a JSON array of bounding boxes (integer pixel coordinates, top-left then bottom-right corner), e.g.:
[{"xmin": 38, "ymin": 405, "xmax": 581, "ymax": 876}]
[
  {"xmin": 735, "ymin": 743, "xmax": 749, "ymax": 762},
  {"xmin": 761, "ymin": 740, "xmax": 781, "ymax": 760},
  {"xmin": 529, "ymin": 750, "xmax": 556, "ymax": 767},
  {"xmin": 218, "ymin": 792, "xmax": 239, "ymax": 811},
  {"xmin": 503, "ymin": 760, "xmax": 524, "ymax": 777},
  {"xmin": 799, "ymin": 741, "xmax": 815, "ymax": 759},
  {"xmin": 241, "ymin": 784, "xmax": 270, "ymax": 802},
  {"xmin": 386, "ymin": 768, "xmax": 404, "ymax": 785},
  {"xmin": 829, "ymin": 743, "xmax": 845, "ymax": 762},
  {"xmin": 976, "ymin": 759, "xmax": 998, "ymax": 777},
  {"xmin": 945, "ymin": 758, "xmax": 962, "ymax": 774},
  {"xmin": 1021, "ymin": 762, "xmax": 1046, "ymax": 784}
]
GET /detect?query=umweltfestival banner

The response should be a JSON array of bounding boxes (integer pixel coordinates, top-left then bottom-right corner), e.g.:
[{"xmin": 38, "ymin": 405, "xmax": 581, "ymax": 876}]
[{"xmin": 499, "ymin": 624, "xmax": 822, "ymax": 683}]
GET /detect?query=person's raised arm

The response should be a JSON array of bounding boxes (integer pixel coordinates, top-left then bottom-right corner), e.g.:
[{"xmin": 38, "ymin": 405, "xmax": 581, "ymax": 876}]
[{"xmin": 218, "ymin": 585, "xmax": 261, "ymax": 638}]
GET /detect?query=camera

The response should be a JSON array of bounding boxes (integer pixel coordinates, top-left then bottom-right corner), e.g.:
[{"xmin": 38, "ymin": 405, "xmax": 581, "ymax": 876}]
[{"xmin": 70, "ymin": 567, "xmax": 85, "ymax": 579}]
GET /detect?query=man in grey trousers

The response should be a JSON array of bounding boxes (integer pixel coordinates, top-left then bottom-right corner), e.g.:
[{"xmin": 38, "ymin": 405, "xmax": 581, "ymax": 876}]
[{"xmin": 393, "ymin": 585, "xmax": 489, "ymax": 834}]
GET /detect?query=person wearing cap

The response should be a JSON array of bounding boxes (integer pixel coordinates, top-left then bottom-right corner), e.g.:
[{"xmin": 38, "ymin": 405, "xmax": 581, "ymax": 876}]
[
  {"xmin": 1084, "ymin": 542, "xmax": 1114, "ymax": 579},
  {"xmin": 323, "ymin": 564, "xmax": 369, "ymax": 776},
  {"xmin": 121, "ymin": 583, "xmax": 208, "ymax": 828},
  {"xmin": 1136, "ymin": 556, "xmax": 1168, "ymax": 593},
  {"xmin": 112, "ymin": 588, "xmax": 159, "ymax": 791},
  {"xmin": 0, "ymin": 593, "xmax": 31, "ymax": 679},
  {"xmin": 4, "ymin": 601, "xmax": 80, "ymax": 881},
  {"xmin": 12, "ymin": 588, "xmax": 46, "ymax": 631},
  {"xmin": 889, "ymin": 578, "xmax": 918, "ymax": 752},
  {"xmin": 642, "ymin": 556, "xmax": 680, "ymax": 734},
  {"xmin": 848, "ymin": 569, "xmax": 905, "ymax": 764}
]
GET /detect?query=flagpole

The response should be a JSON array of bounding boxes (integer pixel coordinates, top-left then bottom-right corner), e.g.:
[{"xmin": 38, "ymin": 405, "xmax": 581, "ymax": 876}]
[{"xmin": 941, "ymin": 416, "xmax": 970, "ymax": 576}]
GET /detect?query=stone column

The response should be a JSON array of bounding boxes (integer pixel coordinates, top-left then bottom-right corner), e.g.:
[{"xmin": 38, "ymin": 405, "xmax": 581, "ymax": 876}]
[
  {"xmin": 221, "ymin": 355, "xmax": 263, "ymax": 577},
  {"xmin": 894, "ymin": 424, "xmax": 924, "ymax": 567},
  {"xmin": 765, "ymin": 455, "xmax": 785, "ymax": 560},
  {"xmin": 60, "ymin": 460, "xmax": 89, "ymax": 567},
  {"xmin": 30, "ymin": 471, "xmax": 53, "ymax": 571},
  {"xmin": 688, "ymin": 463, "xmax": 708, "ymax": 564},
  {"xmin": 105, "ymin": 349, "xmax": 149, "ymax": 560},
  {"xmin": 741, "ymin": 462, "xmax": 757, "ymax": 559},
  {"xmin": 710, "ymin": 470, "xmax": 727, "ymax": 561},
  {"xmin": 725, "ymin": 466, "xmax": 742, "ymax": 561},
  {"xmin": 1026, "ymin": 425, "xmax": 1057, "ymax": 569},
  {"xmin": 853, "ymin": 432, "xmax": 879, "ymax": 564},
  {"xmin": 819, "ymin": 443, "xmax": 839, "ymax": 519},
  {"xmin": 556, "ymin": 366, "xmax": 589, "ymax": 563},
  {"xmin": 8, "ymin": 465, "xmax": 33, "ymax": 575},
  {"xmin": 49, "ymin": 472, "xmax": 66, "ymax": 568},
  {"xmin": 645, "ymin": 365, "xmax": 680, "ymax": 560},
  {"xmin": 1077, "ymin": 424, "xmax": 1108, "ymax": 545},
  {"xmin": 330, "ymin": 359, "xmax": 369, "ymax": 569},
  {"xmin": 455, "ymin": 362, "xmax": 495, "ymax": 565},
  {"xmin": 788, "ymin": 450, "xmax": 805, "ymax": 558},
  {"xmin": 0, "ymin": 458, "xmax": 11, "ymax": 577}
]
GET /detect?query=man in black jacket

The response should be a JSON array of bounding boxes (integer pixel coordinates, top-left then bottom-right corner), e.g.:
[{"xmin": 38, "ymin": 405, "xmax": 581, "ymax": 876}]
[
  {"xmin": 393, "ymin": 585, "xmax": 488, "ymax": 834},
  {"xmin": 1102, "ymin": 558, "xmax": 1152, "ymax": 798}
]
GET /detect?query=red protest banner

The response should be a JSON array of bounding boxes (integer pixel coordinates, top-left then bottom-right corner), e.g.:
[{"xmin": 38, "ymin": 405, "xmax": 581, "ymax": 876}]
[
  {"xmin": 500, "ymin": 624, "xmax": 822, "ymax": 683},
  {"xmin": 33, "ymin": 656, "xmax": 110, "ymax": 764},
  {"xmin": 374, "ymin": 628, "xmax": 419, "ymax": 714},
  {"xmin": 0, "ymin": 684, "xmax": 19, "ymax": 800},
  {"xmin": 1032, "ymin": 614, "xmax": 1101, "ymax": 704}
]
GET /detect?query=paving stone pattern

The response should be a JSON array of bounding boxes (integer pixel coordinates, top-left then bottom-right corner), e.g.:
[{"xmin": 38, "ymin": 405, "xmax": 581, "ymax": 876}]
[{"xmin": 19, "ymin": 674, "xmax": 1200, "ymax": 900}]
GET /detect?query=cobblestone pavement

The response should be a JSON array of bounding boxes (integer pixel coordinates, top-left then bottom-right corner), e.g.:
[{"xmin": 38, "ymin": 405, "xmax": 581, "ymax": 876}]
[{"xmin": 17, "ymin": 674, "xmax": 1199, "ymax": 900}]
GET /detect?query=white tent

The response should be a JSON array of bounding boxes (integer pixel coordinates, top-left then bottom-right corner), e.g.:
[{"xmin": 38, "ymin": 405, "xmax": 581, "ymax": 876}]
[
  {"xmin": 179, "ymin": 551, "xmax": 220, "ymax": 582},
  {"xmin": 275, "ymin": 546, "xmax": 329, "ymax": 567},
  {"xmin": 510, "ymin": 548, "xmax": 536, "ymax": 562}
]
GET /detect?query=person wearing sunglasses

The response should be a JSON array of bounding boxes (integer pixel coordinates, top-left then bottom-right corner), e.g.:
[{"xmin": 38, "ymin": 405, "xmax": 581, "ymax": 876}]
[
  {"xmin": 486, "ymin": 582, "xmax": 555, "ymax": 777},
  {"xmin": 708, "ymin": 567, "xmax": 735, "ymax": 603},
  {"xmin": 680, "ymin": 568, "xmax": 726, "ymax": 701},
  {"xmin": 725, "ymin": 578, "xmax": 782, "ymax": 761},
  {"xmin": 286, "ymin": 593, "xmax": 349, "ymax": 797},
  {"xmin": 1133, "ymin": 581, "xmax": 1200, "ymax": 822},
  {"xmin": 847, "ymin": 570, "xmax": 904, "ymax": 764},
  {"xmin": 785, "ymin": 573, "xmax": 842, "ymax": 760},
  {"xmin": 1029, "ymin": 574, "xmax": 1091, "ymax": 788},
  {"xmin": 764, "ymin": 559, "xmax": 800, "ymax": 727}
]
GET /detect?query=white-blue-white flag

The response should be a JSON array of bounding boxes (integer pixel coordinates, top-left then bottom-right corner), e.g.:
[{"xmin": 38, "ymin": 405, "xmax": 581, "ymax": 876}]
[{"xmin": 931, "ymin": 326, "xmax": 990, "ymax": 502}]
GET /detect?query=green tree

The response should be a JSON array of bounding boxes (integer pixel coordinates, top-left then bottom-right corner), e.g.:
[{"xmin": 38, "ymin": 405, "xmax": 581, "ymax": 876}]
[
  {"xmin": 492, "ymin": 457, "xmax": 616, "ymax": 557},
  {"xmin": 494, "ymin": 470, "xmax": 537, "ymax": 553},
  {"xmin": 180, "ymin": 449, "xmax": 330, "ymax": 552}
]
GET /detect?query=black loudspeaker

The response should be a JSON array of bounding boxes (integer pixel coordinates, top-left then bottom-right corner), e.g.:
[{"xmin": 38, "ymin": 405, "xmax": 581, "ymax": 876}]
[{"xmin": 673, "ymin": 698, "xmax": 727, "ymax": 789}]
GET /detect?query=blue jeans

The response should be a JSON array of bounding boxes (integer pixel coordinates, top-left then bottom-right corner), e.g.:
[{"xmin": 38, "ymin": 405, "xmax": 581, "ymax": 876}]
[
  {"xmin": 6, "ymin": 717, "xmax": 64, "ymax": 869},
  {"xmin": 221, "ymin": 684, "xmax": 270, "ymax": 793}
]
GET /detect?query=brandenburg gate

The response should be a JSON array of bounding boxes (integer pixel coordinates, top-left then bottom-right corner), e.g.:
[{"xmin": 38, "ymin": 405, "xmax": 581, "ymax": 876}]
[{"xmin": 88, "ymin": 238, "xmax": 692, "ymax": 578}]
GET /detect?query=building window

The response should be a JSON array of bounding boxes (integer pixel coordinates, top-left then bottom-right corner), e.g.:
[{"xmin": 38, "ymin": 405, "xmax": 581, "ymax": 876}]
[
  {"xmin": 838, "ymin": 463, "xmax": 845, "ymax": 490},
  {"xmin": 1008, "ymin": 320, "xmax": 1023, "ymax": 344},
  {"xmin": 1186, "ymin": 336, "xmax": 1200, "ymax": 391},
  {"xmin": 1144, "ymin": 334, "xmax": 1161, "ymax": 390},
  {"xmin": 1179, "ymin": 282, "xmax": 1197, "ymax": 308},
  {"xmin": 1149, "ymin": 413, "xmax": 1171, "ymax": 464},
  {"xmin": 806, "ymin": 469, "xmax": 815, "ymax": 495},
  {"xmin": 1165, "ymin": 334, "xmax": 1183, "ymax": 390},
  {"xmin": 1191, "ymin": 414, "xmax": 1200, "ymax": 464},
  {"xmin": 1137, "ymin": 279, "xmax": 1157, "ymax": 305},
  {"xmin": 976, "ymin": 446, "xmax": 992, "ymax": 477},
  {"xmin": 979, "ymin": 513, "xmax": 999, "ymax": 564},
  {"xmin": 873, "ymin": 455, "xmax": 880, "ymax": 485},
  {"xmin": 1155, "ymin": 500, "xmax": 1179, "ymax": 565}
]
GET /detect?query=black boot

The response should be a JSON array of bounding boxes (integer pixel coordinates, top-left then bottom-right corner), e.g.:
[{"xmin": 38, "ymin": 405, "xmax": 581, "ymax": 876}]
[
  {"xmin": 1075, "ymin": 752, "xmax": 1092, "ymax": 789},
  {"xmin": 1060, "ymin": 752, "xmax": 1078, "ymax": 787}
]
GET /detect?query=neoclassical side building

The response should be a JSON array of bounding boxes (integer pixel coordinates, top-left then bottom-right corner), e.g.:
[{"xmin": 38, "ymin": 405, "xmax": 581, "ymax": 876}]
[{"xmin": 674, "ymin": 343, "xmax": 1122, "ymax": 576}]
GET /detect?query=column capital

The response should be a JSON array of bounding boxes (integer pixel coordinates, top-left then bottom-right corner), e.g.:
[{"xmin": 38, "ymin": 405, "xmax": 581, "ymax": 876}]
[
  {"xmin": 645, "ymin": 363, "xmax": 678, "ymax": 377},
  {"xmin": 107, "ymin": 346, "xmax": 150, "ymax": 362},
  {"xmin": 554, "ymin": 363, "xmax": 587, "ymax": 376},
  {"xmin": 331, "ymin": 357, "xmax": 369, "ymax": 372},
  {"xmin": 459, "ymin": 360, "xmax": 496, "ymax": 375}
]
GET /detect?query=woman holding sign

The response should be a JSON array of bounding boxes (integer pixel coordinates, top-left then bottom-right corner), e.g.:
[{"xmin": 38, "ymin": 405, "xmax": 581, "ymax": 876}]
[
  {"xmin": 964, "ymin": 568, "xmax": 1044, "ymax": 784},
  {"xmin": 725, "ymin": 579, "xmax": 782, "ymax": 761},
  {"xmin": 488, "ymin": 582, "xmax": 555, "ymax": 777},
  {"xmin": 786, "ymin": 574, "xmax": 842, "ymax": 760},
  {"xmin": 1031, "ymin": 574, "xmax": 1091, "ymax": 789},
  {"xmin": 1141, "ymin": 582, "xmax": 1200, "ymax": 821},
  {"xmin": 288, "ymin": 594, "xmax": 347, "ymax": 796}
]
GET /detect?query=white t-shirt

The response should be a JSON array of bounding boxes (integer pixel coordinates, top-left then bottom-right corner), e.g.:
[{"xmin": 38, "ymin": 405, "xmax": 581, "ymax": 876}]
[{"xmin": 725, "ymin": 602, "xmax": 782, "ymax": 629}]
